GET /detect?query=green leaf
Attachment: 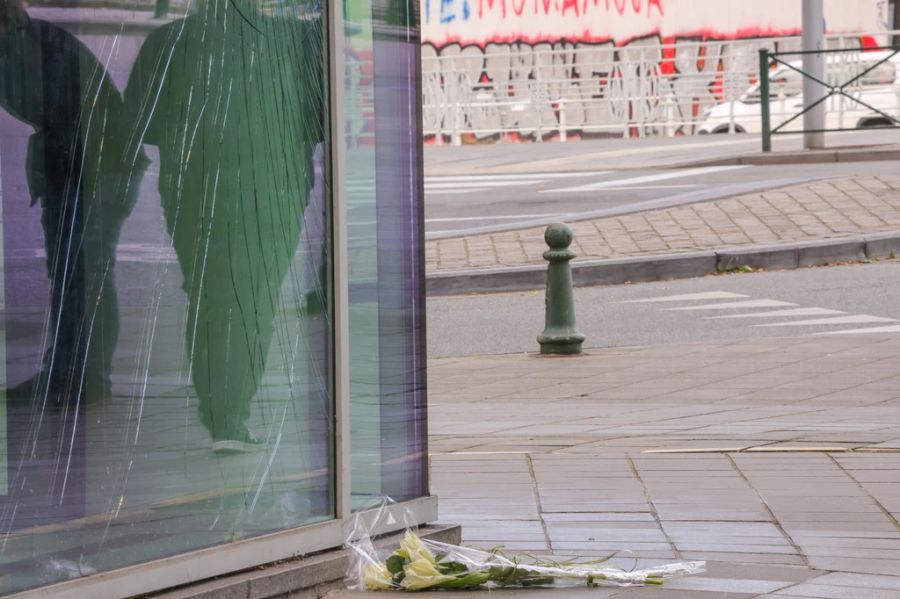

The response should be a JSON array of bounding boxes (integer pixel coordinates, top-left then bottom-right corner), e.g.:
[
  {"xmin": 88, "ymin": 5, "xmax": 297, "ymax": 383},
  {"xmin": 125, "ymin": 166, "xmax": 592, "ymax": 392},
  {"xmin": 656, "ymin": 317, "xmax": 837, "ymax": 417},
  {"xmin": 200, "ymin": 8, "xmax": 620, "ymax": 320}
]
[
  {"xmin": 386, "ymin": 554, "xmax": 406, "ymax": 575},
  {"xmin": 439, "ymin": 571, "xmax": 492, "ymax": 589},
  {"xmin": 437, "ymin": 561, "xmax": 469, "ymax": 575}
]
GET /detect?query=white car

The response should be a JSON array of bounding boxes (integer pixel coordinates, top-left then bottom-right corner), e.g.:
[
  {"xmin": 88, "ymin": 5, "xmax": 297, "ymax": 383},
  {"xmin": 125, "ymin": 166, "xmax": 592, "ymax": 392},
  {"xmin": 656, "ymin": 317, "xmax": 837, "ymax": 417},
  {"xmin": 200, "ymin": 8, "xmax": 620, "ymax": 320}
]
[{"xmin": 699, "ymin": 50, "xmax": 900, "ymax": 134}]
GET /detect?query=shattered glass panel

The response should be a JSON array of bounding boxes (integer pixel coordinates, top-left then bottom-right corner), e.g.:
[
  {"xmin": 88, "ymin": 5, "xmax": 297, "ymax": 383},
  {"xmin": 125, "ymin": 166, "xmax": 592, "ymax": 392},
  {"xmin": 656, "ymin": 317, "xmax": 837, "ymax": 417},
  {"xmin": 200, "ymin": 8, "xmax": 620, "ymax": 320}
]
[
  {"xmin": 0, "ymin": 0, "xmax": 332, "ymax": 592},
  {"xmin": 345, "ymin": 0, "xmax": 427, "ymax": 505}
]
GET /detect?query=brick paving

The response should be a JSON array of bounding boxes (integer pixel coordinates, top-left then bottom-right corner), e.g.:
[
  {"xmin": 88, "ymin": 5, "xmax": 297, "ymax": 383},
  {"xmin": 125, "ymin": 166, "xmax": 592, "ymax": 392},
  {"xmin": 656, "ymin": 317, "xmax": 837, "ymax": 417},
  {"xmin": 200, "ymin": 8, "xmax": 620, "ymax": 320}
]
[{"xmin": 427, "ymin": 176, "xmax": 900, "ymax": 272}]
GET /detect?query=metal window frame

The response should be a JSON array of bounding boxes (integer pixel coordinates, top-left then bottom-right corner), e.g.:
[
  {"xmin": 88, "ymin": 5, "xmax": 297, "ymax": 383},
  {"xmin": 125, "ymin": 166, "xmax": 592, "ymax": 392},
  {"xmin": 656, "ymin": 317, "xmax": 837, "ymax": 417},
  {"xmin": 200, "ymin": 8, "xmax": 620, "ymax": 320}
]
[
  {"xmin": 7, "ymin": 498, "xmax": 438, "ymax": 599},
  {"xmin": 4, "ymin": 1, "xmax": 436, "ymax": 597}
]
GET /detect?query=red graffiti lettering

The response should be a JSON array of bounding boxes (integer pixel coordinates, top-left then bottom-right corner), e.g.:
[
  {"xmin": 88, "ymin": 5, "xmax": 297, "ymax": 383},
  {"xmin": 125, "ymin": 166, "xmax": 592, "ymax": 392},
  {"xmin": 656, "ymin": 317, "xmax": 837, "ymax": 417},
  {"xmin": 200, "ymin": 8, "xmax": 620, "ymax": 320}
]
[
  {"xmin": 512, "ymin": 0, "xmax": 526, "ymax": 15},
  {"xmin": 562, "ymin": 0, "xmax": 579, "ymax": 15},
  {"xmin": 648, "ymin": 0, "xmax": 663, "ymax": 15},
  {"xmin": 613, "ymin": 0, "xmax": 626, "ymax": 14},
  {"xmin": 535, "ymin": 0, "xmax": 557, "ymax": 15},
  {"xmin": 632, "ymin": 0, "xmax": 640, "ymax": 10},
  {"xmin": 479, "ymin": 0, "xmax": 507, "ymax": 17}
]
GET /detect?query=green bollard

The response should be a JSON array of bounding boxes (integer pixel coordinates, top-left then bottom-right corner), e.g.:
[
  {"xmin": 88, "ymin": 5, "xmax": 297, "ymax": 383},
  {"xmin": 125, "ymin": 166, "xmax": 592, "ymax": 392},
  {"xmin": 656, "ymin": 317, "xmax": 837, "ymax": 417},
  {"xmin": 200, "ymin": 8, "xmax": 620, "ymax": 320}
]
[{"xmin": 538, "ymin": 223, "xmax": 585, "ymax": 355}]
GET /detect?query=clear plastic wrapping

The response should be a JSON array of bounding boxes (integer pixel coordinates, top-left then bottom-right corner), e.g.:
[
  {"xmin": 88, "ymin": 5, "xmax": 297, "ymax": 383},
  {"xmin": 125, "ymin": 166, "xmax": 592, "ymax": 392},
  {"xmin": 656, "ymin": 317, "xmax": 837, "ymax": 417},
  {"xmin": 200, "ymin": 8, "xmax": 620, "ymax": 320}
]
[{"xmin": 345, "ymin": 499, "xmax": 705, "ymax": 591}]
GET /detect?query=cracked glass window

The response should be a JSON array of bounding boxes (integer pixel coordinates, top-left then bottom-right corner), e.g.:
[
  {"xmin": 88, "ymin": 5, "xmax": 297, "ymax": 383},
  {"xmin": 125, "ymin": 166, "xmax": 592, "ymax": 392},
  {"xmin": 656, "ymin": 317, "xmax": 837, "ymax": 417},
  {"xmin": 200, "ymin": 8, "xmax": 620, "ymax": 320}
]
[{"xmin": 0, "ymin": 0, "xmax": 331, "ymax": 592}]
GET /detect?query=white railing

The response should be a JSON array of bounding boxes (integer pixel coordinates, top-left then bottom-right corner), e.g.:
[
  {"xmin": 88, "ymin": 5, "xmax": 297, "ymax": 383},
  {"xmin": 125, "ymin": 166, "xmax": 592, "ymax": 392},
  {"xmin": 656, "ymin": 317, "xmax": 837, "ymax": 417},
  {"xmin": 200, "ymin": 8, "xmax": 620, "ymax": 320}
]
[{"xmin": 422, "ymin": 31, "xmax": 899, "ymax": 144}]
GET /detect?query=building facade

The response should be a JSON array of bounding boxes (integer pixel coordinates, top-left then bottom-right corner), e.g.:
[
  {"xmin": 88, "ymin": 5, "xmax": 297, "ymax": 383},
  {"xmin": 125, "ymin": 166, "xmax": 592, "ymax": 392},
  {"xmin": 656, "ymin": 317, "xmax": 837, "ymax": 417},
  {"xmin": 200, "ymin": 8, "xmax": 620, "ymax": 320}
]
[{"xmin": 0, "ymin": 0, "xmax": 430, "ymax": 595}]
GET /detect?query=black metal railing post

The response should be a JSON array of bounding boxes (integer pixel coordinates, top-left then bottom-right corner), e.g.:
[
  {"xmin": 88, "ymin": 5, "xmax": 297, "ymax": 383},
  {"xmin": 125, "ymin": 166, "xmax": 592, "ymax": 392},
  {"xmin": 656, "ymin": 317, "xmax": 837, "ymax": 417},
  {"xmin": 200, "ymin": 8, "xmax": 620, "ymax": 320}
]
[{"xmin": 759, "ymin": 49, "xmax": 772, "ymax": 152}]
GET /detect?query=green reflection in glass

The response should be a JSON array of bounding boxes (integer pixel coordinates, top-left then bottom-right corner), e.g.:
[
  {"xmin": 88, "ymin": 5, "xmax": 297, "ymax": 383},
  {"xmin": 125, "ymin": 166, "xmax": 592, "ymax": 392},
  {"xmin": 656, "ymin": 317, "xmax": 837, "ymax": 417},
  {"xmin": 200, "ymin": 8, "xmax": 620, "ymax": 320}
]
[{"xmin": 0, "ymin": 1, "xmax": 333, "ymax": 592}]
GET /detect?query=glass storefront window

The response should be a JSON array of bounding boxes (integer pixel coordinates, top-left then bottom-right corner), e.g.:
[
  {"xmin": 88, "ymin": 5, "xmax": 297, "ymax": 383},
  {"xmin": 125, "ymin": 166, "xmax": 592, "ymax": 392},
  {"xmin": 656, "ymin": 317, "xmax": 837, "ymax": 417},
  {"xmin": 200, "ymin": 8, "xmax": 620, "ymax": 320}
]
[
  {"xmin": 0, "ymin": 0, "xmax": 334, "ymax": 593},
  {"xmin": 0, "ymin": 0, "xmax": 428, "ymax": 593}
]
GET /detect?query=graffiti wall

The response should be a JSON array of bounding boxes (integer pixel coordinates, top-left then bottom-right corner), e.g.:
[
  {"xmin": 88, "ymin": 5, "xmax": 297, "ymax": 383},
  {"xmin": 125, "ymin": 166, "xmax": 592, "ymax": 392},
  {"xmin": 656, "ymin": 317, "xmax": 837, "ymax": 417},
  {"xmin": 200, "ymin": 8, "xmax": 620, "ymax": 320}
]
[
  {"xmin": 422, "ymin": 0, "xmax": 892, "ymax": 141},
  {"xmin": 423, "ymin": 0, "xmax": 886, "ymax": 46}
]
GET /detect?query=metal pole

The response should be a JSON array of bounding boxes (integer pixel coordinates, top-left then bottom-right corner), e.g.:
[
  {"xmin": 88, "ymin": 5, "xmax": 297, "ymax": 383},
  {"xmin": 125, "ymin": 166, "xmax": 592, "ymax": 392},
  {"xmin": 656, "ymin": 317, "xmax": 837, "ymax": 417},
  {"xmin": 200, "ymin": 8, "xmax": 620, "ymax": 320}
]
[
  {"xmin": 759, "ymin": 49, "xmax": 772, "ymax": 153},
  {"xmin": 559, "ymin": 100, "xmax": 567, "ymax": 143},
  {"xmin": 802, "ymin": 0, "xmax": 826, "ymax": 149},
  {"xmin": 893, "ymin": 0, "xmax": 900, "ymax": 48}
]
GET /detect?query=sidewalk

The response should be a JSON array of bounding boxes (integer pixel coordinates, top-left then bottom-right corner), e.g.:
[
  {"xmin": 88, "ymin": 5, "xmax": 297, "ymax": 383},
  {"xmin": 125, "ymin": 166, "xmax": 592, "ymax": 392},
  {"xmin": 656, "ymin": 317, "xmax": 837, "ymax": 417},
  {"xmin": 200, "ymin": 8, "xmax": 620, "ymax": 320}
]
[
  {"xmin": 427, "ymin": 175, "xmax": 900, "ymax": 294},
  {"xmin": 330, "ymin": 333, "xmax": 900, "ymax": 598}
]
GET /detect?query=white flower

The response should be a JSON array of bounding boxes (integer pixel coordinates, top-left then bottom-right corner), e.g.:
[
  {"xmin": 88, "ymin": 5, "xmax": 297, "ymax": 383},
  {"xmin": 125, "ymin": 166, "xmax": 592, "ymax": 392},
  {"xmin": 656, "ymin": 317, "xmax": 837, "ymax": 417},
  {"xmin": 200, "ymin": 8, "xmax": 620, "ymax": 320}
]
[
  {"xmin": 398, "ymin": 530, "xmax": 437, "ymax": 564},
  {"xmin": 402, "ymin": 558, "xmax": 455, "ymax": 591},
  {"xmin": 362, "ymin": 562, "xmax": 393, "ymax": 591}
]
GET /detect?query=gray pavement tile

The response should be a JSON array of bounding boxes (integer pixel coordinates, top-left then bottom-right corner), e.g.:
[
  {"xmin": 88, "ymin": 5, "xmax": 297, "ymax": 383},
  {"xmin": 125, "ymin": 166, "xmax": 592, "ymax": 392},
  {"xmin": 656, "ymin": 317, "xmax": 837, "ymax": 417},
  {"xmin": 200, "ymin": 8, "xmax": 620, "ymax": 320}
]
[
  {"xmin": 654, "ymin": 507, "xmax": 771, "ymax": 521},
  {"xmin": 700, "ymin": 561, "xmax": 821, "ymax": 583},
  {"xmin": 542, "ymin": 513, "xmax": 656, "ymax": 523},
  {"xmin": 428, "ymin": 335, "xmax": 900, "ymax": 585},
  {"xmin": 464, "ymin": 541, "xmax": 550, "ymax": 551},
  {"xmin": 661, "ymin": 521, "xmax": 785, "ymax": 538},
  {"xmin": 661, "ymin": 576, "xmax": 796, "ymax": 594},
  {"xmin": 326, "ymin": 590, "xmax": 624, "ymax": 598},
  {"xmin": 599, "ymin": 588, "xmax": 756, "ymax": 598},
  {"xmin": 845, "ymin": 471, "xmax": 900, "ymax": 483},
  {"xmin": 440, "ymin": 511, "xmax": 541, "ymax": 521},
  {"xmin": 551, "ymin": 541, "xmax": 674, "ymax": 553},
  {"xmin": 541, "ymin": 504, "xmax": 652, "ymax": 513},
  {"xmin": 678, "ymin": 552, "xmax": 806, "ymax": 566},
  {"xmin": 809, "ymin": 572, "xmax": 900, "ymax": 590},
  {"xmin": 787, "ymin": 528, "xmax": 900, "ymax": 539},
  {"xmin": 463, "ymin": 531, "xmax": 548, "ymax": 542},
  {"xmin": 807, "ymin": 556, "xmax": 900, "ymax": 576},
  {"xmin": 674, "ymin": 543, "xmax": 797, "ymax": 555},
  {"xmin": 547, "ymin": 521, "xmax": 660, "ymax": 533},
  {"xmin": 768, "ymin": 582, "xmax": 900, "ymax": 598},
  {"xmin": 803, "ymin": 547, "xmax": 900, "ymax": 559}
]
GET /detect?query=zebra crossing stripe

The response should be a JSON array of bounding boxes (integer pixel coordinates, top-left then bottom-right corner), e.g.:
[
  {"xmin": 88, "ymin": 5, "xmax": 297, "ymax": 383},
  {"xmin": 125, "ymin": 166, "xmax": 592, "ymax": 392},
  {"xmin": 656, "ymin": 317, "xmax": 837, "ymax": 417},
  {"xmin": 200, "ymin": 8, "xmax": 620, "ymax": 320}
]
[
  {"xmin": 426, "ymin": 188, "xmax": 489, "ymax": 195},
  {"xmin": 549, "ymin": 165, "xmax": 748, "ymax": 193},
  {"xmin": 815, "ymin": 324, "xmax": 900, "ymax": 335},
  {"xmin": 664, "ymin": 299, "xmax": 795, "ymax": 311},
  {"xmin": 619, "ymin": 291, "xmax": 747, "ymax": 303},
  {"xmin": 624, "ymin": 289, "xmax": 900, "ymax": 337},
  {"xmin": 707, "ymin": 307, "xmax": 845, "ymax": 320},
  {"xmin": 753, "ymin": 315, "xmax": 896, "ymax": 328},
  {"xmin": 425, "ymin": 171, "xmax": 611, "ymax": 182},
  {"xmin": 426, "ymin": 181, "xmax": 548, "ymax": 189}
]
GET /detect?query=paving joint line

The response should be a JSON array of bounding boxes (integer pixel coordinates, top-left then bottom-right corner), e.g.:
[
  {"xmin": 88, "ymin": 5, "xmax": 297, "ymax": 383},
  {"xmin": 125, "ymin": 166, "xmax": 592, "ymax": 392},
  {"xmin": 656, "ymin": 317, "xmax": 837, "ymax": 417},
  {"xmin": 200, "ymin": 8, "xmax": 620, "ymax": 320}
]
[
  {"xmin": 625, "ymin": 456, "xmax": 682, "ymax": 561},
  {"xmin": 724, "ymin": 453, "xmax": 810, "ymax": 568},
  {"xmin": 524, "ymin": 454, "xmax": 554, "ymax": 554},
  {"xmin": 538, "ymin": 404, "xmax": 767, "ymax": 454},
  {"xmin": 826, "ymin": 453, "xmax": 900, "ymax": 533}
]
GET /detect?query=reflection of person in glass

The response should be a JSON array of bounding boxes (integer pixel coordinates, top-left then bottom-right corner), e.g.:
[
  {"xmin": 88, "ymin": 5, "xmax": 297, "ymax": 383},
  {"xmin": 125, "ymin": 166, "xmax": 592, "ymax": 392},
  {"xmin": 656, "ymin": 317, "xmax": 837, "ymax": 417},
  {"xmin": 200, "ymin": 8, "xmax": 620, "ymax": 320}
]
[
  {"xmin": 0, "ymin": 0, "xmax": 146, "ymax": 405},
  {"xmin": 125, "ymin": 1, "xmax": 324, "ymax": 453}
]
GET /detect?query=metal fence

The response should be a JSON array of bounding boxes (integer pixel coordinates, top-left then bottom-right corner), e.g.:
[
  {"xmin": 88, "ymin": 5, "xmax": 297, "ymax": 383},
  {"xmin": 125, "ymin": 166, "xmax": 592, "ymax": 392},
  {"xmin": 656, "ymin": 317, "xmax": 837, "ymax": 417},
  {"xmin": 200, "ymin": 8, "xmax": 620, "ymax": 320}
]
[
  {"xmin": 759, "ymin": 45, "xmax": 900, "ymax": 151},
  {"xmin": 422, "ymin": 31, "xmax": 900, "ymax": 144}
]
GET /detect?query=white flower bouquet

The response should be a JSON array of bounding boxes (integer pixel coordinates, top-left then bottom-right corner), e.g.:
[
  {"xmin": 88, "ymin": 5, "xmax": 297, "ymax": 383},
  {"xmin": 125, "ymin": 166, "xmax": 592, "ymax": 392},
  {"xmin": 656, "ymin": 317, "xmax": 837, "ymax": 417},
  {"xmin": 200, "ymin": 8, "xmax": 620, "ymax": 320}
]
[{"xmin": 345, "ymin": 501, "xmax": 704, "ymax": 592}]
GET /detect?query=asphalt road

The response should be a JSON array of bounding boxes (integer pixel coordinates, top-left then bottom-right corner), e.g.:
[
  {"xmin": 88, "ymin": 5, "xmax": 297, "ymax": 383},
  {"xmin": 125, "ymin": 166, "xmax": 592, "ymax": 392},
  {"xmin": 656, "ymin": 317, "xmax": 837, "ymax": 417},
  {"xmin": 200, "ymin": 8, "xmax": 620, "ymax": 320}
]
[
  {"xmin": 423, "ymin": 161, "xmax": 898, "ymax": 238},
  {"xmin": 426, "ymin": 260, "xmax": 900, "ymax": 357},
  {"xmin": 423, "ymin": 130, "xmax": 900, "ymax": 239}
]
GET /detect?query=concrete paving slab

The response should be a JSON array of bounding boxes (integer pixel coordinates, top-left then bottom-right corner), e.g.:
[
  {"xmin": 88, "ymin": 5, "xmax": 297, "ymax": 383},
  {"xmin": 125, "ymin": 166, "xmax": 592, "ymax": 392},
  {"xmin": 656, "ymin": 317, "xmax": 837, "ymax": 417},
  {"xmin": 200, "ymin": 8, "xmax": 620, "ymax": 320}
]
[
  {"xmin": 768, "ymin": 582, "xmax": 900, "ymax": 598},
  {"xmin": 427, "ymin": 334, "xmax": 900, "ymax": 595}
]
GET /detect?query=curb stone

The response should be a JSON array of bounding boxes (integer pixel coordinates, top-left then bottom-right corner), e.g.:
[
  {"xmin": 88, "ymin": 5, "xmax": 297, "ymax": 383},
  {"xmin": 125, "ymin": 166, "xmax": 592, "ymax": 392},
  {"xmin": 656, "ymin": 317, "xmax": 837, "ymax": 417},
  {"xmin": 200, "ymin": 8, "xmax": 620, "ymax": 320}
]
[
  {"xmin": 675, "ymin": 145, "xmax": 900, "ymax": 168},
  {"xmin": 426, "ymin": 232, "xmax": 900, "ymax": 296}
]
